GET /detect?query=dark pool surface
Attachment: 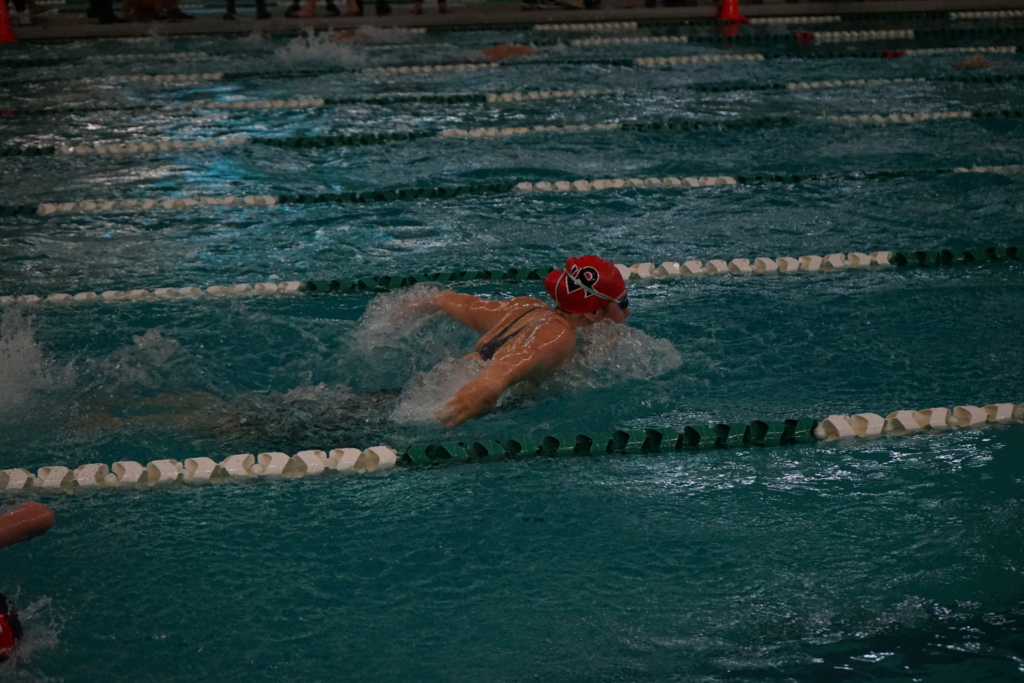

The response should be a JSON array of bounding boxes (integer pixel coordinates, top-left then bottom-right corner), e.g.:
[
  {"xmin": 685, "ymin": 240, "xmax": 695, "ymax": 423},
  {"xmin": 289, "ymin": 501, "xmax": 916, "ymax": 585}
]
[{"xmin": 1, "ymin": 25, "xmax": 1023, "ymax": 683}]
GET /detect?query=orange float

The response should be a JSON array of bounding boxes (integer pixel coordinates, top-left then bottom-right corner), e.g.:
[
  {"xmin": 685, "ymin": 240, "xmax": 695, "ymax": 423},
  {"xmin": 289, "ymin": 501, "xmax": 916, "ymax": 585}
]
[{"xmin": 0, "ymin": 502, "xmax": 55, "ymax": 549}]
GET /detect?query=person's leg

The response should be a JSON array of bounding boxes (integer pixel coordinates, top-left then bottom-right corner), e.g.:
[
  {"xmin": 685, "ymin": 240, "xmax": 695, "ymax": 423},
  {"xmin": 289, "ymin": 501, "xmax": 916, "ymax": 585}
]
[
  {"xmin": 438, "ymin": 0, "xmax": 450, "ymax": 12},
  {"xmin": 375, "ymin": 0, "xmax": 389, "ymax": 15},
  {"xmin": 324, "ymin": 0, "xmax": 340, "ymax": 16},
  {"xmin": 255, "ymin": 0, "xmax": 271, "ymax": 18},
  {"xmin": 411, "ymin": 0, "xmax": 421, "ymax": 12},
  {"xmin": 340, "ymin": 0, "xmax": 361, "ymax": 15},
  {"xmin": 224, "ymin": 0, "xmax": 236, "ymax": 19}
]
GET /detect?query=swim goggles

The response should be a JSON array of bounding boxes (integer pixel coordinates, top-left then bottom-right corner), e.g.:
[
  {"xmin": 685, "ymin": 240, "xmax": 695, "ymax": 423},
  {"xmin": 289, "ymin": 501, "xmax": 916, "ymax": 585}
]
[{"xmin": 561, "ymin": 270, "xmax": 629, "ymax": 310}]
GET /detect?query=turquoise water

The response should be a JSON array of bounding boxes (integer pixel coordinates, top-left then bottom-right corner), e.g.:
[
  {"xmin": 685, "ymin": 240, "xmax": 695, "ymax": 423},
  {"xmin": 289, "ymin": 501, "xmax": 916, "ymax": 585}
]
[{"xmin": 1, "ymin": 24, "xmax": 1024, "ymax": 682}]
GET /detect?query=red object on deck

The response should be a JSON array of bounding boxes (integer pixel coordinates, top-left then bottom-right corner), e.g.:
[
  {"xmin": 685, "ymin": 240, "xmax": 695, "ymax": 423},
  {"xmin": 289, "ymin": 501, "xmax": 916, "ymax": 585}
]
[
  {"xmin": 718, "ymin": 0, "xmax": 747, "ymax": 24},
  {"xmin": 0, "ymin": 503, "xmax": 55, "ymax": 549},
  {"xmin": 794, "ymin": 32, "xmax": 814, "ymax": 46},
  {"xmin": 1, "ymin": 109, "xmax": 18, "ymax": 116},
  {"xmin": 0, "ymin": 0, "xmax": 16, "ymax": 43},
  {"xmin": 882, "ymin": 50, "xmax": 906, "ymax": 58}
]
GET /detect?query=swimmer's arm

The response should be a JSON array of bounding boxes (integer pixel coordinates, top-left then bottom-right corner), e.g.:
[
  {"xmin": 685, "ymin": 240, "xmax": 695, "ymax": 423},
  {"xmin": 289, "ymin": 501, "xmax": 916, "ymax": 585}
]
[
  {"xmin": 433, "ymin": 291, "xmax": 540, "ymax": 334},
  {"xmin": 437, "ymin": 324, "xmax": 575, "ymax": 427}
]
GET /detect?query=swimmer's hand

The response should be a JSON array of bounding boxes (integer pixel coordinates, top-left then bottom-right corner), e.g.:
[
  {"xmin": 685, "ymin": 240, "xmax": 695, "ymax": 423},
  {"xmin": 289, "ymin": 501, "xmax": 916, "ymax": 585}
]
[{"xmin": 389, "ymin": 286, "xmax": 442, "ymax": 324}]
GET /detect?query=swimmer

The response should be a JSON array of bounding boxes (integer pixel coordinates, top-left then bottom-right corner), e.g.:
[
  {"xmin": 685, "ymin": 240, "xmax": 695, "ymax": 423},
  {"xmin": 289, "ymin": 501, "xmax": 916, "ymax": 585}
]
[
  {"xmin": 427, "ymin": 255, "xmax": 630, "ymax": 427},
  {"xmin": 0, "ymin": 593, "xmax": 23, "ymax": 663},
  {"xmin": 479, "ymin": 43, "xmax": 537, "ymax": 61},
  {"xmin": 954, "ymin": 54, "xmax": 992, "ymax": 70}
]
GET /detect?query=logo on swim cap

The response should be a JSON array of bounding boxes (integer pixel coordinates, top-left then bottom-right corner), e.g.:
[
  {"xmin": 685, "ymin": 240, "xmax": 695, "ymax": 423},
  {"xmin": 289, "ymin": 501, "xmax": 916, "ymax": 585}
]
[{"xmin": 544, "ymin": 255, "xmax": 626, "ymax": 315}]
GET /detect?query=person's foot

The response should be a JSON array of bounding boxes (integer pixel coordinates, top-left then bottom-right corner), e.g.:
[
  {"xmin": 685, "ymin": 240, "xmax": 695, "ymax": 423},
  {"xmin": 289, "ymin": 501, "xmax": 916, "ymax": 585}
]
[
  {"xmin": 284, "ymin": 2, "xmax": 301, "ymax": 16},
  {"xmin": 256, "ymin": 7, "xmax": 271, "ymax": 17},
  {"xmin": 325, "ymin": 1, "xmax": 340, "ymax": 15},
  {"xmin": 438, "ymin": 0, "xmax": 451, "ymax": 12},
  {"xmin": 291, "ymin": 0, "xmax": 316, "ymax": 17},
  {"xmin": 410, "ymin": 1, "xmax": 421, "ymax": 12},
  {"xmin": 223, "ymin": 9, "xmax": 237, "ymax": 18}
]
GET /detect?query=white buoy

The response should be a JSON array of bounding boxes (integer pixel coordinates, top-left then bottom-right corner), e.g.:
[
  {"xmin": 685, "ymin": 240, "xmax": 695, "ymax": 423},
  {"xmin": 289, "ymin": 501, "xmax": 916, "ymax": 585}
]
[
  {"xmin": 753, "ymin": 257, "xmax": 778, "ymax": 274},
  {"xmin": 147, "ymin": 459, "xmax": 184, "ymax": 485},
  {"xmin": 37, "ymin": 466, "xmax": 76, "ymax": 491},
  {"xmin": 850, "ymin": 413, "xmax": 884, "ymax": 437},
  {"xmin": 705, "ymin": 260, "xmax": 729, "ymax": 275},
  {"xmin": 112, "ymin": 461, "xmax": 148, "ymax": 485},
  {"xmin": 292, "ymin": 450, "xmax": 327, "ymax": 476},
  {"xmin": 884, "ymin": 410, "xmax": 923, "ymax": 436},
  {"xmin": 951, "ymin": 405, "xmax": 987, "ymax": 428},
  {"xmin": 328, "ymin": 448, "xmax": 362, "ymax": 471},
  {"xmin": 354, "ymin": 446, "xmax": 398, "ymax": 473},
  {"xmin": 820, "ymin": 254, "xmax": 849, "ymax": 270},
  {"xmin": 614, "ymin": 264, "xmax": 632, "ymax": 282},
  {"xmin": 680, "ymin": 261, "xmax": 704, "ymax": 276},
  {"xmin": 847, "ymin": 252, "xmax": 872, "ymax": 268},
  {"xmin": 983, "ymin": 403, "xmax": 1015, "ymax": 424},
  {"xmin": 220, "ymin": 454, "xmax": 256, "ymax": 479},
  {"xmin": 727, "ymin": 258, "xmax": 752, "ymax": 275},
  {"xmin": 799, "ymin": 255, "xmax": 823, "ymax": 272},
  {"xmin": 914, "ymin": 408, "xmax": 951, "ymax": 431},
  {"xmin": 184, "ymin": 457, "xmax": 227, "ymax": 483},
  {"xmin": 870, "ymin": 251, "xmax": 892, "ymax": 266},
  {"xmin": 819, "ymin": 415, "xmax": 856, "ymax": 440},
  {"xmin": 653, "ymin": 262, "xmax": 681, "ymax": 278},
  {"xmin": 74, "ymin": 463, "xmax": 110, "ymax": 487},
  {"xmin": 630, "ymin": 263, "xmax": 656, "ymax": 282},
  {"xmin": 256, "ymin": 452, "xmax": 296, "ymax": 479},
  {"xmin": 776, "ymin": 257, "xmax": 800, "ymax": 274},
  {"xmin": 2, "ymin": 469, "xmax": 38, "ymax": 490}
]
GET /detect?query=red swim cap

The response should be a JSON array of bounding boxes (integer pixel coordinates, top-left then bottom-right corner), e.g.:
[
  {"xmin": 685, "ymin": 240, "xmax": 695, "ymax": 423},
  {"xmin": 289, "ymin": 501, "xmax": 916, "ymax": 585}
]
[{"xmin": 544, "ymin": 255, "xmax": 627, "ymax": 314}]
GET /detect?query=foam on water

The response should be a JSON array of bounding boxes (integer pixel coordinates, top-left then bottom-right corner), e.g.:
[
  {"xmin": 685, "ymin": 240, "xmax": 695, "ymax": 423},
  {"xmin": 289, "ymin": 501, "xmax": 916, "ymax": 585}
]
[
  {"xmin": 0, "ymin": 311, "xmax": 70, "ymax": 419},
  {"xmin": 274, "ymin": 29, "xmax": 368, "ymax": 67},
  {"xmin": 0, "ymin": 597, "xmax": 61, "ymax": 676},
  {"xmin": 391, "ymin": 355, "xmax": 486, "ymax": 424}
]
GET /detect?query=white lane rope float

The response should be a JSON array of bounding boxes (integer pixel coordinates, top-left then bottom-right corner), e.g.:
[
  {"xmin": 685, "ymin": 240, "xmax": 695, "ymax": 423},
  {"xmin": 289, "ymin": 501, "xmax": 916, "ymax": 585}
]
[
  {"xmin": 821, "ymin": 110, "xmax": 973, "ymax": 124},
  {"xmin": 533, "ymin": 21, "xmax": 637, "ymax": 32},
  {"xmin": 811, "ymin": 29, "xmax": 914, "ymax": 44},
  {"xmin": 485, "ymin": 88, "xmax": 612, "ymax": 103},
  {"xmin": 3, "ymin": 404, "xmax": 1022, "ymax": 494},
  {"xmin": 788, "ymin": 76, "xmax": 926, "ymax": 90},
  {"xmin": 1, "ymin": 446, "xmax": 400, "ymax": 493},
  {"xmin": 634, "ymin": 53, "xmax": 764, "ymax": 67},
  {"xmin": 748, "ymin": 15, "xmax": 840, "ymax": 25},
  {"xmin": 362, "ymin": 62, "xmax": 499, "ymax": 75},
  {"xmin": 7, "ymin": 164, "xmax": 1022, "ymax": 222},
  {"xmin": 903, "ymin": 45, "xmax": 1017, "ymax": 56},
  {"xmin": 570, "ymin": 35, "xmax": 688, "ymax": 47},
  {"xmin": 950, "ymin": 10, "xmax": 1024, "ymax": 20}
]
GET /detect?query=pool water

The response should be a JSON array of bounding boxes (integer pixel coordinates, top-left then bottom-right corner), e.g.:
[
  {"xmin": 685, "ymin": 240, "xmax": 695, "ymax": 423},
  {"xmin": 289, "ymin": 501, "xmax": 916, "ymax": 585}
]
[{"xmin": 1, "ymin": 23, "xmax": 1024, "ymax": 682}]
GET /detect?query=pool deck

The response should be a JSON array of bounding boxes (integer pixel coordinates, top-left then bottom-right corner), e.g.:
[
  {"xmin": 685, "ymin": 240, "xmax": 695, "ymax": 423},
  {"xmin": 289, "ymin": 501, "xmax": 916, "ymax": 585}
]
[{"xmin": 8, "ymin": 0, "xmax": 1024, "ymax": 41}]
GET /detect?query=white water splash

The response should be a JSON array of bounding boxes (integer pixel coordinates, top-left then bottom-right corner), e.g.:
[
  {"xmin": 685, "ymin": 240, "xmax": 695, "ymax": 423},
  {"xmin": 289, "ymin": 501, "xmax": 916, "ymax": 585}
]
[
  {"xmin": 349, "ymin": 283, "xmax": 443, "ymax": 354},
  {"xmin": 274, "ymin": 29, "xmax": 368, "ymax": 67},
  {"xmin": 0, "ymin": 596, "xmax": 61, "ymax": 672},
  {"xmin": 391, "ymin": 356, "xmax": 486, "ymax": 424},
  {"xmin": 558, "ymin": 319, "xmax": 683, "ymax": 387},
  {"xmin": 0, "ymin": 311, "xmax": 68, "ymax": 418}
]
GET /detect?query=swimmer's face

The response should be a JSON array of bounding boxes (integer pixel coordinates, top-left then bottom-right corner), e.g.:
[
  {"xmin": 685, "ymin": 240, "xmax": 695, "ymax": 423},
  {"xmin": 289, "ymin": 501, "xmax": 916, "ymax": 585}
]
[{"xmin": 595, "ymin": 301, "xmax": 630, "ymax": 325}]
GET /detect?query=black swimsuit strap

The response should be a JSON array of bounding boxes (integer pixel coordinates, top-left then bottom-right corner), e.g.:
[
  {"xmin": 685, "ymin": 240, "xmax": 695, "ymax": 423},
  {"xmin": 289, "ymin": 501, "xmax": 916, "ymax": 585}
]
[{"xmin": 477, "ymin": 308, "xmax": 543, "ymax": 361}]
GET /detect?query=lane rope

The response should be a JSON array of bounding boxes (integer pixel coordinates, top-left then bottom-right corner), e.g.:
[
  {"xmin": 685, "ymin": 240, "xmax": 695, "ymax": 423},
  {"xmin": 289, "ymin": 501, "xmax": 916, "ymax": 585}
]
[
  {"xmin": 8, "ymin": 72, "xmax": 1023, "ymax": 120},
  {"xmin": 2, "ymin": 244, "xmax": 1020, "ymax": 308},
  {"xmin": 1, "ymin": 163, "xmax": 1021, "ymax": 219},
  {"xmin": 4, "ymin": 403, "xmax": 1022, "ymax": 494}
]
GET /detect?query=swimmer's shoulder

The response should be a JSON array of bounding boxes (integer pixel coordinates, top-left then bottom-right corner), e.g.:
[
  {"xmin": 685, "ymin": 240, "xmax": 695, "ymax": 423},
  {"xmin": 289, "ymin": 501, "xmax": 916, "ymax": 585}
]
[{"xmin": 503, "ymin": 296, "xmax": 548, "ymax": 310}]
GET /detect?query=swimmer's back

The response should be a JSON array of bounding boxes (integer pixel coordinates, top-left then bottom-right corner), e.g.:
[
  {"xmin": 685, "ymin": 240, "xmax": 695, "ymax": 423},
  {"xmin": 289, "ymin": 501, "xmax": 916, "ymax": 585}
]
[{"xmin": 472, "ymin": 297, "xmax": 574, "ymax": 364}]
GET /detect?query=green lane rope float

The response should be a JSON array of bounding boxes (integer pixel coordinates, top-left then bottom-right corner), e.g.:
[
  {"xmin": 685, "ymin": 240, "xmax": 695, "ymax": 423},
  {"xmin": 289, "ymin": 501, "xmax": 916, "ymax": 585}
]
[
  {"xmin": 2, "ymin": 244, "xmax": 1020, "ymax": 309},
  {"xmin": 748, "ymin": 15, "xmax": 840, "ymax": 25},
  {"xmin": 401, "ymin": 402, "xmax": 1024, "ymax": 467},
  {"xmin": 6, "ymin": 403, "xmax": 1021, "ymax": 494},
  {"xmin": 1, "ymin": 163, "xmax": 1021, "ymax": 219}
]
